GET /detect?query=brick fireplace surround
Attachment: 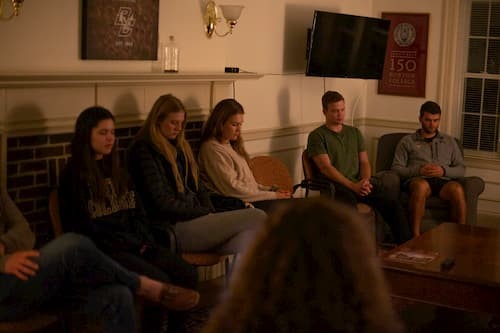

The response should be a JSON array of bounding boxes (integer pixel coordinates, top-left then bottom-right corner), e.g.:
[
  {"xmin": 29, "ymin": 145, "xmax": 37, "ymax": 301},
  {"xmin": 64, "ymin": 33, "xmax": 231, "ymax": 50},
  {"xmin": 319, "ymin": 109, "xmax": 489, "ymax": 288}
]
[{"xmin": 6, "ymin": 120, "xmax": 204, "ymax": 246}]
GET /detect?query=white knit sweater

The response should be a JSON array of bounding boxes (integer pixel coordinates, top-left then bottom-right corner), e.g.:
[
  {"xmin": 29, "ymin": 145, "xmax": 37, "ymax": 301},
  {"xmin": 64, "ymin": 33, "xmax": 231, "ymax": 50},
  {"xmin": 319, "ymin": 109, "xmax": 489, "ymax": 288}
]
[{"xmin": 198, "ymin": 139, "xmax": 278, "ymax": 202}]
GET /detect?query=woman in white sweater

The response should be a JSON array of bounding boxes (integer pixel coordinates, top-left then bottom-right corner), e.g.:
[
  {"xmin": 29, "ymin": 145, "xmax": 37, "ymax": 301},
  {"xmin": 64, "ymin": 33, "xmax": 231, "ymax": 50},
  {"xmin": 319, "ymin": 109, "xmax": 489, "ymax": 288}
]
[{"xmin": 199, "ymin": 99, "xmax": 291, "ymax": 211}]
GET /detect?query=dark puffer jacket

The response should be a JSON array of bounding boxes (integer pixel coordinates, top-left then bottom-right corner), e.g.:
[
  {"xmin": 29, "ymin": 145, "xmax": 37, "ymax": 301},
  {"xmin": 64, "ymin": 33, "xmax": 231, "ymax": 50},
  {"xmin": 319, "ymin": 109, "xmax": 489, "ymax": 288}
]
[{"xmin": 128, "ymin": 139, "xmax": 214, "ymax": 226}]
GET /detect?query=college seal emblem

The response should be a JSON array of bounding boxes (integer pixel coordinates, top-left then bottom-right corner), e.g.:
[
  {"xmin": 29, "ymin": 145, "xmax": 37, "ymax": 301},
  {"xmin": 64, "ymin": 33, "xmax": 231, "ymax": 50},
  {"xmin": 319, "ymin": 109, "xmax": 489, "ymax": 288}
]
[{"xmin": 393, "ymin": 22, "xmax": 416, "ymax": 47}]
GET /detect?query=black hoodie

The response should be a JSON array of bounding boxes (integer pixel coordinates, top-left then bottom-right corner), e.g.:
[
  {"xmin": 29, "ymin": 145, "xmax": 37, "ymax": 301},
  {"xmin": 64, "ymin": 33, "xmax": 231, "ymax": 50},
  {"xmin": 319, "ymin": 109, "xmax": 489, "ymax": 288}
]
[{"xmin": 59, "ymin": 159, "xmax": 156, "ymax": 254}]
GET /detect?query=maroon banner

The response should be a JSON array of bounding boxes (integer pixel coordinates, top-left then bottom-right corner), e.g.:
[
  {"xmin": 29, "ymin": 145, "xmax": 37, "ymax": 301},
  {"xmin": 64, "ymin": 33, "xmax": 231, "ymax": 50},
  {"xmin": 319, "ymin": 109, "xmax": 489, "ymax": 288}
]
[{"xmin": 378, "ymin": 13, "xmax": 429, "ymax": 97}]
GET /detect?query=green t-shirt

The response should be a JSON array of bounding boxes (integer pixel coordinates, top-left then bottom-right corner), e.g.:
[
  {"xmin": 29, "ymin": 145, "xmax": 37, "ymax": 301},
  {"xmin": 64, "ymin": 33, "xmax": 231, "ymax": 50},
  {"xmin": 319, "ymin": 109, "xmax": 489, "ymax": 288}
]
[{"xmin": 307, "ymin": 124, "xmax": 365, "ymax": 182}]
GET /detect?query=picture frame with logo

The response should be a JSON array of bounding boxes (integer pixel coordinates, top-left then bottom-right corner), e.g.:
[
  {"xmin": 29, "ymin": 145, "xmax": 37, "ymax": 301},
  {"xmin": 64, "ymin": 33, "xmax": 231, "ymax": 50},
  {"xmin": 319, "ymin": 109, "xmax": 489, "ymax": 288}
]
[
  {"xmin": 378, "ymin": 13, "xmax": 429, "ymax": 97},
  {"xmin": 82, "ymin": 0, "xmax": 159, "ymax": 60}
]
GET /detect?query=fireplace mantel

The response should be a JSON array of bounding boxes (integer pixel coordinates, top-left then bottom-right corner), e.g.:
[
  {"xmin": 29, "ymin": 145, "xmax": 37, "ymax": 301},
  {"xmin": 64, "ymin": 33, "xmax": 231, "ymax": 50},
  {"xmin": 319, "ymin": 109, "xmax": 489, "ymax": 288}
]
[
  {"xmin": 0, "ymin": 71, "xmax": 263, "ymax": 136},
  {"xmin": 0, "ymin": 72, "xmax": 263, "ymax": 88}
]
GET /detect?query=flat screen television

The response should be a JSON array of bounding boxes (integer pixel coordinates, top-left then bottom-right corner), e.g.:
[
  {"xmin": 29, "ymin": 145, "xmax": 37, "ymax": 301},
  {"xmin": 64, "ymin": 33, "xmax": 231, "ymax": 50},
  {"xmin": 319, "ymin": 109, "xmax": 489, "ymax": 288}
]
[{"xmin": 306, "ymin": 11, "xmax": 391, "ymax": 79}]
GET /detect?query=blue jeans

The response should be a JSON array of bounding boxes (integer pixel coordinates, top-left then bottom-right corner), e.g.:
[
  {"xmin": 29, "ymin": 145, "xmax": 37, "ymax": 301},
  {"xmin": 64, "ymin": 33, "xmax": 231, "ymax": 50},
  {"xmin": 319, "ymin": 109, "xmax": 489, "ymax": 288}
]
[{"xmin": 0, "ymin": 233, "xmax": 140, "ymax": 333}]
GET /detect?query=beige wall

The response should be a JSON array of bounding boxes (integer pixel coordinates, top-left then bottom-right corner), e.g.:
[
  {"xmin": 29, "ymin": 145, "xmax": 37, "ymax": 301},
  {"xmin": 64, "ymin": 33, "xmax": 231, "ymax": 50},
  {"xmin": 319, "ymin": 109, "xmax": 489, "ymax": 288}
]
[
  {"xmin": 0, "ymin": 0, "xmax": 376, "ymax": 130},
  {"xmin": 1, "ymin": 0, "xmax": 498, "ymax": 216},
  {"xmin": 0, "ymin": 0, "xmax": 379, "ymax": 184}
]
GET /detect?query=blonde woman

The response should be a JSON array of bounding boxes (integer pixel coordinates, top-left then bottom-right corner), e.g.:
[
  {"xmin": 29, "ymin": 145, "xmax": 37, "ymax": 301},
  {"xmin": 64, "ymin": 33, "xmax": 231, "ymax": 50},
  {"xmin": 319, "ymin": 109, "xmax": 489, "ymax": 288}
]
[
  {"xmin": 128, "ymin": 94, "xmax": 266, "ymax": 255},
  {"xmin": 199, "ymin": 98, "xmax": 291, "ymax": 212}
]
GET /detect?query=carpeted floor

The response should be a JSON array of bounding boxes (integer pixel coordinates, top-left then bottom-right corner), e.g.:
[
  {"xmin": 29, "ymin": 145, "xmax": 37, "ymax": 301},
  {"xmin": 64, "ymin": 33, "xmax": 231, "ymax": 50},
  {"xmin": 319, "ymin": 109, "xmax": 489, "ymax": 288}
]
[
  {"xmin": 182, "ymin": 273, "xmax": 500, "ymax": 333},
  {"xmin": 185, "ymin": 307, "xmax": 211, "ymax": 333},
  {"xmin": 183, "ymin": 277, "xmax": 225, "ymax": 333}
]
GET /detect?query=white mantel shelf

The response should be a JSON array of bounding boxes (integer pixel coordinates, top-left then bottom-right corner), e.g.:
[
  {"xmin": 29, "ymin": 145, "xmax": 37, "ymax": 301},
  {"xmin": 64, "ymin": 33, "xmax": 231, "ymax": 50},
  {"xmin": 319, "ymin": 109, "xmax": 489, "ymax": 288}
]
[{"xmin": 0, "ymin": 72, "xmax": 263, "ymax": 88}]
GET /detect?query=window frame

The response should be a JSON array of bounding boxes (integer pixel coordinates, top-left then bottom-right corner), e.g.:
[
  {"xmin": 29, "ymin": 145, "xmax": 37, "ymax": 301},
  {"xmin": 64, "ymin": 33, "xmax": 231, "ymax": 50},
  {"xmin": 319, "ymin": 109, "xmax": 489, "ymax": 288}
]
[
  {"xmin": 440, "ymin": 0, "xmax": 500, "ymax": 164},
  {"xmin": 460, "ymin": 0, "xmax": 500, "ymax": 159}
]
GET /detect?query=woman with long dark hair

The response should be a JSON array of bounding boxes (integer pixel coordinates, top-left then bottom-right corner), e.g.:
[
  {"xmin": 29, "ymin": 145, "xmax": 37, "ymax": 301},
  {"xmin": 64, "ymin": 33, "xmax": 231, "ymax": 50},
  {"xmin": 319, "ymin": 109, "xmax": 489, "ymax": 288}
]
[
  {"xmin": 199, "ymin": 98, "xmax": 292, "ymax": 212},
  {"xmin": 128, "ymin": 94, "xmax": 266, "ymax": 256},
  {"xmin": 59, "ymin": 106, "xmax": 199, "ymax": 333}
]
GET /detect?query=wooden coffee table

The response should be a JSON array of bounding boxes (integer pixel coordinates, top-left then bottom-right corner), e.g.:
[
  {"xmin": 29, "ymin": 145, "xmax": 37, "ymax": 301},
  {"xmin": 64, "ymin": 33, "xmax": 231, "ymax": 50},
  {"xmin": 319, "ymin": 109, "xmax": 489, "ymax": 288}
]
[{"xmin": 382, "ymin": 223, "xmax": 500, "ymax": 315}]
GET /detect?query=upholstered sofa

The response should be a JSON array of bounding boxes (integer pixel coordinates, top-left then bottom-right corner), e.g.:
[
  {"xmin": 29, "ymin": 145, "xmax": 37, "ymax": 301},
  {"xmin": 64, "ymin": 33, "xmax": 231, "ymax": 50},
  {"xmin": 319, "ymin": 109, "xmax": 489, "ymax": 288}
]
[{"xmin": 375, "ymin": 132, "xmax": 485, "ymax": 233}]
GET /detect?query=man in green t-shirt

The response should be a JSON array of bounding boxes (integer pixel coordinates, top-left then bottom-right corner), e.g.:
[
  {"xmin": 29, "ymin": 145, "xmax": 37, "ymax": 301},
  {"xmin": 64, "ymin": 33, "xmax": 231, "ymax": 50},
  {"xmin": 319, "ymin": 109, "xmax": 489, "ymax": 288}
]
[{"xmin": 307, "ymin": 91, "xmax": 410, "ymax": 244}]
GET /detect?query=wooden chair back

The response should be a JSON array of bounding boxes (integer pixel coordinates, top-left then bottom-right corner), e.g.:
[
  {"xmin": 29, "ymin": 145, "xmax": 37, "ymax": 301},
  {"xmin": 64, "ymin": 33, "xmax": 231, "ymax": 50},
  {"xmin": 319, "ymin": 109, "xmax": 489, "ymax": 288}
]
[
  {"xmin": 301, "ymin": 149, "xmax": 319, "ymax": 180},
  {"xmin": 249, "ymin": 155, "xmax": 294, "ymax": 192}
]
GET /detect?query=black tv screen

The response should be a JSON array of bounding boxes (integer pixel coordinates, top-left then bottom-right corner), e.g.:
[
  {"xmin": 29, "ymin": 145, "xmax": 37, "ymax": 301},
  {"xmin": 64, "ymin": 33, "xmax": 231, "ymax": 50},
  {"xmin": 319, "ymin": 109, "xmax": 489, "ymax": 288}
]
[{"xmin": 306, "ymin": 11, "xmax": 390, "ymax": 79}]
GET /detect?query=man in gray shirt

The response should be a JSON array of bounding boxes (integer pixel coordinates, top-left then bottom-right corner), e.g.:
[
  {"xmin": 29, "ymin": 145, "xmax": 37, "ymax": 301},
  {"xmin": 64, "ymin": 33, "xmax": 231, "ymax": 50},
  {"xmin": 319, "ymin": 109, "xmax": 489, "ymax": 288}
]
[{"xmin": 391, "ymin": 101, "xmax": 466, "ymax": 237}]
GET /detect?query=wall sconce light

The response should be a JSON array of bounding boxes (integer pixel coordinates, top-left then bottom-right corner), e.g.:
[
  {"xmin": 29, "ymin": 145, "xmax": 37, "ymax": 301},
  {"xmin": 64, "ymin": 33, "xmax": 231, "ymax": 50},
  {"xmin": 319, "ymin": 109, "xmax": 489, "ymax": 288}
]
[
  {"xmin": 204, "ymin": 1, "xmax": 244, "ymax": 38},
  {"xmin": 0, "ymin": 0, "xmax": 24, "ymax": 21}
]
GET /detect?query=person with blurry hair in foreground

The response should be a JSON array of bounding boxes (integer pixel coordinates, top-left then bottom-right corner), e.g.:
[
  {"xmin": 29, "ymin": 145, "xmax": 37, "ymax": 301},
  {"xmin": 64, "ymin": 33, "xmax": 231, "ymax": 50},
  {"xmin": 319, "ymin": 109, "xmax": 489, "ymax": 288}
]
[{"xmin": 203, "ymin": 197, "xmax": 403, "ymax": 333}]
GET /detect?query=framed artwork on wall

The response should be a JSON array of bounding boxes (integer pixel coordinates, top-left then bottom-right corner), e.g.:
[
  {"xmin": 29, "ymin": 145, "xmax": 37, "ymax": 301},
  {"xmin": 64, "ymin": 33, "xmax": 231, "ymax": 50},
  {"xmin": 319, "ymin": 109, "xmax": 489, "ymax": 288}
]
[
  {"xmin": 82, "ymin": 0, "xmax": 159, "ymax": 60},
  {"xmin": 378, "ymin": 13, "xmax": 429, "ymax": 97}
]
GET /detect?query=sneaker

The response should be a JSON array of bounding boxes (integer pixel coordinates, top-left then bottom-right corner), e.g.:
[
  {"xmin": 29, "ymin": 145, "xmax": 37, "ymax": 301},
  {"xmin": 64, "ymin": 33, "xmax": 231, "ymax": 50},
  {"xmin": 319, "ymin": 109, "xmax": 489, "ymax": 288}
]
[{"xmin": 159, "ymin": 283, "xmax": 200, "ymax": 311}]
